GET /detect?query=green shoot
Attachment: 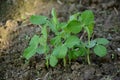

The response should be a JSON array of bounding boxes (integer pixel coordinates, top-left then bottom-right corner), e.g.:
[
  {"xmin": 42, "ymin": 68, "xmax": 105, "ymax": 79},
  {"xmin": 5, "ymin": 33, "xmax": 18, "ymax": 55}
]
[{"xmin": 23, "ymin": 8, "xmax": 109, "ymax": 67}]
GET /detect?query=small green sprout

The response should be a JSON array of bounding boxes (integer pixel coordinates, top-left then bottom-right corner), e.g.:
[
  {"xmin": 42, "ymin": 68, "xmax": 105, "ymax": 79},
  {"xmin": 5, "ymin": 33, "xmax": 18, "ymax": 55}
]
[{"xmin": 23, "ymin": 8, "xmax": 109, "ymax": 67}]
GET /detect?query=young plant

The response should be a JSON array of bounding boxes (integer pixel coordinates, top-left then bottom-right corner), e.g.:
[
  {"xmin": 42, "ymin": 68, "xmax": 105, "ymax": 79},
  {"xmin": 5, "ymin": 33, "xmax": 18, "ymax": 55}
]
[{"xmin": 23, "ymin": 8, "xmax": 109, "ymax": 67}]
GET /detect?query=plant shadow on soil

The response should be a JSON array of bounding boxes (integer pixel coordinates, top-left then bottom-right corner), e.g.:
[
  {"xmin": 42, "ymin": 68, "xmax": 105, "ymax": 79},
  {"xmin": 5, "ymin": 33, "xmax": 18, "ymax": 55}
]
[{"xmin": 0, "ymin": 0, "xmax": 120, "ymax": 80}]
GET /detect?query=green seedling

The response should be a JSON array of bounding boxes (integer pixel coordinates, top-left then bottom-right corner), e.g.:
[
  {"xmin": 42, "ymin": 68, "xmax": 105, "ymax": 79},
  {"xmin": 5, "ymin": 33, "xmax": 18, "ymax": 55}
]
[{"xmin": 23, "ymin": 8, "xmax": 109, "ymax": 67}]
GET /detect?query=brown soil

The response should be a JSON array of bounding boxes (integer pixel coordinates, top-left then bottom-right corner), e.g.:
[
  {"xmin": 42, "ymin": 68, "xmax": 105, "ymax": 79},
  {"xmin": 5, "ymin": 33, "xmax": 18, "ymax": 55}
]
[{"xmin": 0, "ymin": 0, "xmax": 120, "ymax": 80}]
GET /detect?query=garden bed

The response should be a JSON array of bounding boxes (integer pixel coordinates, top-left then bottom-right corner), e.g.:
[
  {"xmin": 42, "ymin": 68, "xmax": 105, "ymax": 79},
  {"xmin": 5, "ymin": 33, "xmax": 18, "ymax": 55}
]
[{"xmin": 0, "ymin": 0, "xmax": 120, "ymax": 80}]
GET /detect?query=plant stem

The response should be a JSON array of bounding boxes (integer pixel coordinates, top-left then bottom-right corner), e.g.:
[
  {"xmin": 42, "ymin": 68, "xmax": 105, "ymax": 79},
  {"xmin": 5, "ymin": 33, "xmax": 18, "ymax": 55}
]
[
  {"xmin": 87, "ymin": 48, "xmax": 91, "ymax": 65},
  {"xmin": 63, "ymin": 58, "xmax": 66, "ymax": 67},
  {"xmin": 45, "ymin": 58, "xmax": 49, "ymax": 68},
  {"xmin": 45, "ymin": 53, "xmax": 49, "ymax": 68},
  {"xmin": 87, "ymin": 36, "xmax": 91, "ymax": 65}
]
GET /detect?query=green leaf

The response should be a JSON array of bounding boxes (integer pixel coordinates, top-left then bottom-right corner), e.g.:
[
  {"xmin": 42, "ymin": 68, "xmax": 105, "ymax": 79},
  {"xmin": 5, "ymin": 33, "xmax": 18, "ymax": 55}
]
[
  {"xmin": 96, "ymin": 38, "xmax": 109, "ymax": 45},
  {"xmin": 36, "ymin": 46, "xmax": 45, "ymax": 54},
  {"xmin": 80, "ymin": 10, "xmax": 94, "ymax": 25},
  {"xmin": 50, "ymin": 36, "xmax": 61, "ymax": 46},
  {"xmin": 57, "ymin": 22, "xmax": 67, "ymax": 30},
  {"xmin": 36, "ymin": 45, "xmax": 49, "ymax": 54},
  {"xmin": 86, "ymin": 40, "xmax": 96, "ymax": 48},
  {"xmin": 87, "ymin": 23, "xmax": 94, "ymax": 35},
  {"xmin": 30, "ymin": 15, "xmax": 47, "ymax": 25},
  {"xmin": 29, "ymin": 35, "xmax": 40, "ymax": 46},
  {"xmin": 47, "ymin": 20, "xmax": 56, "ymax": 32},
  {"xmin": 50, "ymin": 55, "xmax": 58, "ymax": 67},
  {"xmin": 69, "ymin": 12, "xmax": 80, "ymax": 21},
  {"xmin": 68, "ymin": 51, "xmax": 76, "ymax": 60},
  {"xmin": 52, "ymin": 45, "xmax": 68, "ymax": 58},
  {"xmin": 39, "ymin": 26, "xmax": 49, "ymax": 54},
  {"xmin": 68, "ymin": 47, "xmax": 86, "ymax": 60},
  {"xmin": 23, "ymin": 45, "xmax": 37, "ymax": 60},
  {"xmin": 94, "ymin": 45, "xmax": 107, "ymax": 57},
  {"xmin": 39, "ymin": 26, "xmax": 47, "ymax": 46},
  {"xmin": 78, "ymin": 47, "xmax": 86, "ymax": 56},
  {"xmin": 39, "ymin": 37, "xmax": 46, "ymax": 46},
  {"xmin": 23, "ymin": 35, "xmax": 40, "ymax": 60},
  {"xmin": 41, "ymin": 26, "xmax": 47, "ymax": 39},
  {"xmin": 81, "ymin": 10, "xmax": 94, "ymax": 36},
  {"xmin": 51, "ymin": 8, "xmax": 59, "ymax": 25},
  {"xmin": 60, "ymin": 31, "xmax": 70, "ymax": 39},
  {"xmin": 65, "ymin": 36, "xmax": 80, "ymax": 48},
  {"xmin": 64, "ymin": 20, "xmax": 82, "ymax": 34}
]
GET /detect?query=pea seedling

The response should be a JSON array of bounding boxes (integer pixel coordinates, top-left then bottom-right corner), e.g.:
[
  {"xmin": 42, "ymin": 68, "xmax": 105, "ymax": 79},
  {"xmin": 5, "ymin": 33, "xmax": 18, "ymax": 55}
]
[{"xmin": 23, "ymin": 8, "xmax": 109, "ymax": 67}]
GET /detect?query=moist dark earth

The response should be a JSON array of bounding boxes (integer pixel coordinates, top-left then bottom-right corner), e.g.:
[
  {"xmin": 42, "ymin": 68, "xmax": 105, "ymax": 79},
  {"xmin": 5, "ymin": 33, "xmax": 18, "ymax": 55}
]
[{"xmin": 0, "ymin": 0, "xmax": 120, "ymax": 80}]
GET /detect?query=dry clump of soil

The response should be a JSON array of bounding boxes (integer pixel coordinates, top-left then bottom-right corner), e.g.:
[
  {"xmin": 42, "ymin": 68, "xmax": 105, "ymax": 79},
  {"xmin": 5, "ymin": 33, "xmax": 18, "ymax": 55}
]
[{"xmin": 0, "ymin": 0, "xmax": 120, "ymax": 80}]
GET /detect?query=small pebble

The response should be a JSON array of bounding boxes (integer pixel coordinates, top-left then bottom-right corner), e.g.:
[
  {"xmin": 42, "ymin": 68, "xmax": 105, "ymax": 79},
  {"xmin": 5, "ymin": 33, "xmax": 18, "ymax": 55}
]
[{"xmin": 117, "ymin": 48, "xmax": 120, "ymax": 52}]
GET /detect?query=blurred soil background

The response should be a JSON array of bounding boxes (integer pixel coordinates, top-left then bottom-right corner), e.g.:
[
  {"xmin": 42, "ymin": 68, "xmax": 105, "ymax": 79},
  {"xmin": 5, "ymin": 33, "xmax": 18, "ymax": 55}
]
[{"xmin": 0, "ymin": 0, "xmax": 120, "ymax": 80}]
